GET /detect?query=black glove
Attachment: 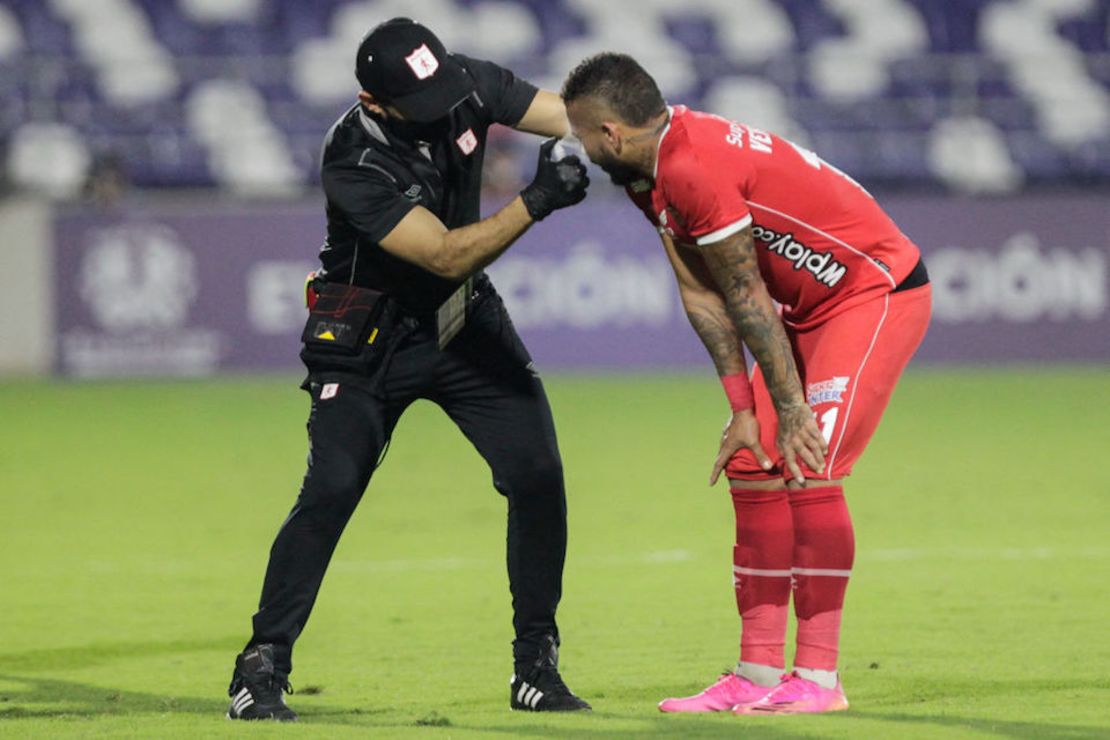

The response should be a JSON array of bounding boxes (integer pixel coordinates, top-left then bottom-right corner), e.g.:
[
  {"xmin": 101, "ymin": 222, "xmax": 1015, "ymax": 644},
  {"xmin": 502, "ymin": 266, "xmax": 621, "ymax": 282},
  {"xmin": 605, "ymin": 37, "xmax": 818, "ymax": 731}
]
[{"xmin": 520, "ymin": 138, "xmax": 590, "ymax": 221}]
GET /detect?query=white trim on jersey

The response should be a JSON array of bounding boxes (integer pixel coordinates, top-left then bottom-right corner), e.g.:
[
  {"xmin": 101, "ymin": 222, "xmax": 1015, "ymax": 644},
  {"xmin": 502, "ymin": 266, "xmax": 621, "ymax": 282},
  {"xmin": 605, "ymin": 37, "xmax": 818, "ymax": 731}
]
[
  {"xmin": 826, "ymin": 293, "xmax": 890, "ymax": 477},
  {"xmin": 696, "ymin": 214, "xmax": 753, "ymax": 246},
  {"xmin": 746, "ymin": 200, "xmax": 897, "ymax": 289},
  {"xmin": 652, "ymin": 106, "xmax": 674, "ymax": 181}
]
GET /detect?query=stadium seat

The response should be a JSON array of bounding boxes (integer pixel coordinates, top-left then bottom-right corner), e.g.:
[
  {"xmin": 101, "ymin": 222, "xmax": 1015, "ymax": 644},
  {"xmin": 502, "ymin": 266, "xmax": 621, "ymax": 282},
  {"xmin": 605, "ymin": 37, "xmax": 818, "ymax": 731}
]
[
  {"xmin": 980, "ymin": 0, "xmax": 1110, "ymax": 148},
  {"xmin": 703, "ymin": 76, "xmax": 810, "ymax": 146},
  {"xmin": 0, "ymin": 3, "xmax": 23, "ymax": 61},
  {"xmin": 1, "ymin": 0, "xmax": 1106, "ymax": 195},
  {"xmin": 50, "ymin": 0, "xmax": 179, "ymax": 105},
  {"xmin": 927, "ymin": 115, "xmax": 1024, "ymax": 193},
  {"xmin": 179, "ymin": 0, "xmax": 263, "ymax": 25},
  {"xmin": 808, "ymin": 0, "xmax": 928, "ymax": 102},
  {"xmin": 185, "ymin": 79, "xmax": 302, "ymax": 195},
  {"xmin": 7, "ymin": 121, "xmax": 91, "ymax": 197}
]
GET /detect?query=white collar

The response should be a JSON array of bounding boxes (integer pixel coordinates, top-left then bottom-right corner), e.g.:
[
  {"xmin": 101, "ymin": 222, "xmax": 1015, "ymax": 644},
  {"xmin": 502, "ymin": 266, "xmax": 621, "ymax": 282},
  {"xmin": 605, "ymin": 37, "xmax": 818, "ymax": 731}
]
[{"xmin": 652, "ymin": 105, "xmax": 674, "ymax": 181}]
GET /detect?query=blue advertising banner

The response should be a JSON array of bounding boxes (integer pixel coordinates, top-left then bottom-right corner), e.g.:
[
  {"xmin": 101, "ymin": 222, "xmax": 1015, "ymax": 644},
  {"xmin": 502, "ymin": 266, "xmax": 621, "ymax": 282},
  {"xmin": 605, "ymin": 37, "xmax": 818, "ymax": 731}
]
[{"xmin": 53, "ymin": 195, "xmax": 1108, "ymax": 377}]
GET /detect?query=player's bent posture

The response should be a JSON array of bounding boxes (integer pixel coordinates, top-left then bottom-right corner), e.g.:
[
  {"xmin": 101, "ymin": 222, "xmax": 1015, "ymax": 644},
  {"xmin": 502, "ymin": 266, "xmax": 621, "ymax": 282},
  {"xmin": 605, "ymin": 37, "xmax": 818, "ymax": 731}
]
[
  {"xmin": 225, "ymin": 19, "xmax": 592, "ymax": 721},
  {"xmin": 563, "ymin": 54, "xmax": 931, "ymax": 715}
]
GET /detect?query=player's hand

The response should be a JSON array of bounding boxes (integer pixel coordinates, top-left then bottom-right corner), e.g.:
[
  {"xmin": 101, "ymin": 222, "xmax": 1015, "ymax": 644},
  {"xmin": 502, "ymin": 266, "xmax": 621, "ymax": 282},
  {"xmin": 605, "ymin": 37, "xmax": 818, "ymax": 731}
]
[
  {"xmin": 776, "ymin": 403, "xmax": 827, "ymax": 484},
  {"xmin": 709, "ymin": 410, "xmax": 773, "ymax": 486},
  {"xmin": 520, "ymin": 138, "xmax": 589, "ymax": 221}
]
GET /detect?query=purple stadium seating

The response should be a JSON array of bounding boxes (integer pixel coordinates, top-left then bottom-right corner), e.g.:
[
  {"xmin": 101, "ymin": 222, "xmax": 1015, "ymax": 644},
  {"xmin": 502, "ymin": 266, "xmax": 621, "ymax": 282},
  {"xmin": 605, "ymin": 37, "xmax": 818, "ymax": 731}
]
[{"xmin": 1, "ymin": 0, "xmax": 1106, "ymax": 193}]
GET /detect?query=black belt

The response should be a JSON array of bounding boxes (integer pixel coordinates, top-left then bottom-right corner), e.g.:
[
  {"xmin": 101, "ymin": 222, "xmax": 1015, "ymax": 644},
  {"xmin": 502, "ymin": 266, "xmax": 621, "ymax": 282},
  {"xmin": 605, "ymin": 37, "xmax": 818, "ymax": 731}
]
[
  {"xmin": 393, "ymin": 278, "xmax": 491, "ymax": 328},
  {"xmin": 892, "ymin": 258, "xmax": 929, "ymax": 293}
]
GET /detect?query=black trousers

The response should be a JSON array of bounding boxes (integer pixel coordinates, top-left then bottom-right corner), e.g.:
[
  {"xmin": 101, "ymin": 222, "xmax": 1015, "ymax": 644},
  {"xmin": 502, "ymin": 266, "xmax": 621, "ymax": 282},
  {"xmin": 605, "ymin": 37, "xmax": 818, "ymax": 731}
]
[{"xmin": 246, "ymin": 289, "xmax": 566, "ymax": 675}]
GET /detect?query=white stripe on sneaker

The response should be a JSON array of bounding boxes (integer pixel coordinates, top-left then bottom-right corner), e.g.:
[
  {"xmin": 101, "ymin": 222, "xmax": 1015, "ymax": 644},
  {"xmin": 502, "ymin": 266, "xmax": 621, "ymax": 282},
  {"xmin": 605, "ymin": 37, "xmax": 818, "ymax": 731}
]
[
  {"xmin": 516, "ymin": 682, "xmax": 530, "ymax": 704},
  {"xmin": 233, "ymin": 689, "xmax": 254, "ymax": 713},
  {"xmin": 524, "ymin": 686, "xmax": 539, "ymax": 706},
  {"xmin": 530, "ymin": 689, "xmax": 544, "ymax": 708}
]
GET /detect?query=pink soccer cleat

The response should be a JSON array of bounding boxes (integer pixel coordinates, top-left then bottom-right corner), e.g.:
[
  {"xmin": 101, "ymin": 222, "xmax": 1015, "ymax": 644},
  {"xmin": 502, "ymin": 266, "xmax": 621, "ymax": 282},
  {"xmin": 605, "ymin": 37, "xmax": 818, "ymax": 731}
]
[
  {"xmin": 658, "ymin": 673, "xmax": 773, "ymax": 713},
  {"xmin": 737, "ymin": 671, "xmax": 849, "ymax": 714}
]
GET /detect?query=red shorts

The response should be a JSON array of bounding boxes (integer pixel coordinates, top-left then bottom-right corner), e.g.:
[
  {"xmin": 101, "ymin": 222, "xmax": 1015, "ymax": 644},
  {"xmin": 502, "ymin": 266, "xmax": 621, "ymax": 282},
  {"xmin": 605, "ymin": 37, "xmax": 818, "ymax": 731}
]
[{"xmin": 726, "ymin": 284, "xmax": 932, "ymax": 482}]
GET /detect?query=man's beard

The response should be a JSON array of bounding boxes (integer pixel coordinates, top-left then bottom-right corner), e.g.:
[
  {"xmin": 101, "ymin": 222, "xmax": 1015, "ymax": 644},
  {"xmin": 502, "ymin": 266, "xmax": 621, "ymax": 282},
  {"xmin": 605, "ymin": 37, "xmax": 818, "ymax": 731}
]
[{"xmin": 594, "ymin": 152, "xmax": 642, "ymax": 186}]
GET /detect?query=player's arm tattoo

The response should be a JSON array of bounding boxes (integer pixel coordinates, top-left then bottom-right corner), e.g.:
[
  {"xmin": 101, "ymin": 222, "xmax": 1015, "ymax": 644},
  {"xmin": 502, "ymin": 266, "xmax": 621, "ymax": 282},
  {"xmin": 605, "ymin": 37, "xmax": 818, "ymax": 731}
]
[
  {"xmin": 684, "ymin": 297, "xmax": 746, "ymax": 376},
  {"xmin": 659, "ymin": 233, "xmax": 746, "ymax": 376},
  {"xmin": 699, "ymin": 229, "xmax": 807, "ymax": 412}
]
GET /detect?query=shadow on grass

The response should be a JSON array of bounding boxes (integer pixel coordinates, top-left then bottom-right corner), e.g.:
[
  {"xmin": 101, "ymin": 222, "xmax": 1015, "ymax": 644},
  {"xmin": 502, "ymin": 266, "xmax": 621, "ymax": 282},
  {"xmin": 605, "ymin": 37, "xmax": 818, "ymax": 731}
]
[
  {"xmin": 0, "ymin": 671, "xmax": 1104, "ymax": 739},
  {"xmin": 0, "ymin": 674, "xmax": 800, "ymax": 737},
  {"xmin": 0, "ymin": 674, "xmax": 225, "ymax": 719},
  {"xmin": 843, "ymin": 709, "xmax": 1105, "ymax": 740},
  {"xmin": 0, "ymin": 636, "xmax": 243, "ymax": 673}
]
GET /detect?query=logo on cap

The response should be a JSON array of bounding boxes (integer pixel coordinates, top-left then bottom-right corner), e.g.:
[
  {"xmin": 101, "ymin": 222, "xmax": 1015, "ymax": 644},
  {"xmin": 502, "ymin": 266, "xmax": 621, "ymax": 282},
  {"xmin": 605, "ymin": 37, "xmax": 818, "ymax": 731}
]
[{"xmin": 405, "ymin": 43, "xmax": 439, "ymax": 80}]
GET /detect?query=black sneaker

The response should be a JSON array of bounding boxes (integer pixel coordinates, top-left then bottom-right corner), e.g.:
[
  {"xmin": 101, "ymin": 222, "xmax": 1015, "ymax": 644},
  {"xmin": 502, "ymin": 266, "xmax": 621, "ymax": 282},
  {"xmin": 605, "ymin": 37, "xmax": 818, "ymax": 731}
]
[
  {"xmin": 226, "ymin": 644, "xmax": 297, "ymax": 721},
  {"xmin": 510, "ymin": 636, "xmax": 591, "ymax": 712}
]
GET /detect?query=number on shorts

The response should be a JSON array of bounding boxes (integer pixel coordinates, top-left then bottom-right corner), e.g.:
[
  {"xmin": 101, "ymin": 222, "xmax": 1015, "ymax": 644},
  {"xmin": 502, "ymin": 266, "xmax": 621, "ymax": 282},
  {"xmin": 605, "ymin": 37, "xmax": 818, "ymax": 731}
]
[{"xmin": 819, "ymin": 406, "xmax": 839, "ymax": 445}]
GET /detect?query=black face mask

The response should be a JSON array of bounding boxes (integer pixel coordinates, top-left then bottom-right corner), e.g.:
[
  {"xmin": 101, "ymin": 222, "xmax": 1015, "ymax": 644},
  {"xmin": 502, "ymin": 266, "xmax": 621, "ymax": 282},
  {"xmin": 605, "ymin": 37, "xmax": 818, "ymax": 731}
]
[{"xmin": 381, "ymin": 114, "xmax": 450, "ymax": 144}]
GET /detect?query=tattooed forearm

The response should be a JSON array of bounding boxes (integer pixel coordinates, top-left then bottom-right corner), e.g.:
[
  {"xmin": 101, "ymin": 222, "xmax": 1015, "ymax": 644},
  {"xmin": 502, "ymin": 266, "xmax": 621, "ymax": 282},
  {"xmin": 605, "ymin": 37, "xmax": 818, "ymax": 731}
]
[
  {"xmin": 685, "ymin": 302, "xmax": 745, "ymax": 376},
  {"xmin": 700, "ymin": 230, "xmax": 807, "ymax": 411}
]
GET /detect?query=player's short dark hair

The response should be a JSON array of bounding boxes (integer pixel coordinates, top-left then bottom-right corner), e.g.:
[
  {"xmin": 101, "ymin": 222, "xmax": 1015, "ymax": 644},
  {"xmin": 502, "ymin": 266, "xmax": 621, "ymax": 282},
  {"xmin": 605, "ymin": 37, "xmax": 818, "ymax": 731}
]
[{"xmin": 561, "ymin": 52, "xmax": 666, "ymax": 127}]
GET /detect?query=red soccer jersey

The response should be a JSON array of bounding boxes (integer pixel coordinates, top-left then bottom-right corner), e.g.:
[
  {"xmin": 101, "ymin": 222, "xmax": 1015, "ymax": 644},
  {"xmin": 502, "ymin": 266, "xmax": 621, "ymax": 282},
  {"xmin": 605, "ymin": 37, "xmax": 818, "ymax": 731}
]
[{"xmin": 626, "ymin": 105, "xmax": 920, "ymax": 328}]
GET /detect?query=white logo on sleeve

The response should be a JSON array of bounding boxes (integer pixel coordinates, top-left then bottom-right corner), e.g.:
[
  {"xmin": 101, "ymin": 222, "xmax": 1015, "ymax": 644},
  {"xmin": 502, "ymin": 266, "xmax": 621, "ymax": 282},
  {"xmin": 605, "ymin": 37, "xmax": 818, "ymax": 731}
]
[
  {"xmin": 456, "ymin": 128, "xmax": 477, "ymax": 155},
  {"xmin": 657, "ymin": 209, "xmax": 675, "ymax": 237},
  {"xmin": 404, "ymin": 44, "xmax": 439, "ymax": 79},
  {"xmin": 320, "ymin": 383, "xmax": 339, "ymax": 400}
]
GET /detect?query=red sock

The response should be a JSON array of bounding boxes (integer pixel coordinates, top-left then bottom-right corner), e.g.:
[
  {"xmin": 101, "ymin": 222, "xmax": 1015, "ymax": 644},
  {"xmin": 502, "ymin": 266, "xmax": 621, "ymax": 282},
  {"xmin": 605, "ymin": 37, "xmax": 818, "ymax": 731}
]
[
  {"xmin": 790, "ymin": 485, "xmax": 855, "ymax": 671},
  {"xmin": 731, "ymin": 488, "xmax": 793, "ymax": 669}
]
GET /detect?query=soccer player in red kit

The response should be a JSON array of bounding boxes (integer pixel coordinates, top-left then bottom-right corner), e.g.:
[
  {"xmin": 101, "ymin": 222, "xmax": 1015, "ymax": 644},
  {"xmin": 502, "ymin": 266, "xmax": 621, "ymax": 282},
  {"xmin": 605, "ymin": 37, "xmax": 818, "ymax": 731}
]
[{"xmin": 563, "ymin": 54, "xmax": 931, "ymax": 714}]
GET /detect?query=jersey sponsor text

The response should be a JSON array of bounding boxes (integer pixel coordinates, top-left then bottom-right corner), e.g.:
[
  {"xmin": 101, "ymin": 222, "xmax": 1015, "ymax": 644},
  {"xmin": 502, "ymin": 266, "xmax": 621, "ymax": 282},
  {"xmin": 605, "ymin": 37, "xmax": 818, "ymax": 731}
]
[{"xmin": 752, "ymin": 225, "xmax": 848, "ymax": 288}]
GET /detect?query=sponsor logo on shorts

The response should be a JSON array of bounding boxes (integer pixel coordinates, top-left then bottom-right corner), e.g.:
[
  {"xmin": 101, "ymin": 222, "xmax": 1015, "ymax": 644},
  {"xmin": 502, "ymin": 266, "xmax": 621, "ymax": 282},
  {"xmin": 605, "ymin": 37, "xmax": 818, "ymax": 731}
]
[
  {"xmin": 807, "ymin": 376, "xmax": 850, "ymax": 405},
  {"xmin": 320, "ymin": 383, "xmax": 339, "ymax": 400},
  {"xmin": 751, "ymin": 225, "xmax": 848, "ymax": 287}
]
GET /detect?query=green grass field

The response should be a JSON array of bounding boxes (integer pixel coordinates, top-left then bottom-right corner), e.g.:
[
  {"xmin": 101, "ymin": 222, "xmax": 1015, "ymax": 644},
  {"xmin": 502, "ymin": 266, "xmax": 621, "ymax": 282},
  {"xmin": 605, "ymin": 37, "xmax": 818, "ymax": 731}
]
[{"xmin": 1, "ymin": 367, "xmax": 1108, "ymax": 739}]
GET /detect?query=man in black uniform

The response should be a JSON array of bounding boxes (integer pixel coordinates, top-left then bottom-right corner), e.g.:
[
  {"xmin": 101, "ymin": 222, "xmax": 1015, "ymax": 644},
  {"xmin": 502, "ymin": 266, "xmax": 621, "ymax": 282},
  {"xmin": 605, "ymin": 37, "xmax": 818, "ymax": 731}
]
[{"xmin": 225, "ymin": 18, "xmax": 591, "ymax": 721}]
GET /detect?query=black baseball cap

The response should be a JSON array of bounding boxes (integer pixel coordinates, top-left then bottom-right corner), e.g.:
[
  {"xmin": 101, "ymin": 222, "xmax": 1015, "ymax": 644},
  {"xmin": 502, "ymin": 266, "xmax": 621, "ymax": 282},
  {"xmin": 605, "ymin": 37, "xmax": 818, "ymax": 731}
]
[{"xmin": 355, "ymin": 18, "xmax": 475, "ymax": 123}]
